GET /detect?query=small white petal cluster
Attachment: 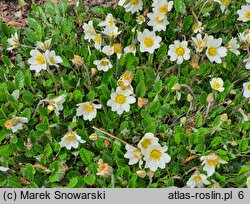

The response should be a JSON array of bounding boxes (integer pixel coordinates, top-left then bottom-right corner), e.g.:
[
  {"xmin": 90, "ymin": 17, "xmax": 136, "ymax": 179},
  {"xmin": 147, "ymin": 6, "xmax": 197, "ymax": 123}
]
[
  {"xmin": 118, "ymin": 0, "xmax": 143, "ymax": 14},
  {"xmin": 47, "ymin": 95, "xmax": 66, "ymax": 116},
  {"xmin": 237, "ymin": 4, "xmax": 250, "ymax": 22},
  {"xmin": 59, "ymin": 129, "xmax": 86, "ymax": 150},
  {"xmin": 186, "ymin": 171, "xmax": 211, "ymax": 188},
  {"xmin": 28, "ymin": 39, "xmax": 62, "ymax": 73},
  {"xmin": 4, "ymin": 116, "xmax": 28, "ymax": 133},
  {"xmin": 243, "ymin": 81, "xmax": 250, "ymax": 98},
  {"xmin": 210, "ymin": 77, "xmax": 225, "ymax": 92},
  {"xmin": 124, "ymin": 132, "xmax": 171, "ymax": 172},
  {"xmin": 94, "ymin": 58, "xmax": 113, "ymax": 72},
  {"xmin": 107, "ymin": 71, "xmax": 136, "ymax": 115},
  {"xmin": 168, "ymin": 40, "xmax": 191, "ymax": 64},
  {"xmin": 201, "ymin": 153, "xmax": 227, "ymax": 176},
  {"xmin": 7, "ymin": 32, "xmax": 19, "ymax": 51},
  {"xmin": 76, "ymin": 101, "xmax": 102, "ymax": 121}
]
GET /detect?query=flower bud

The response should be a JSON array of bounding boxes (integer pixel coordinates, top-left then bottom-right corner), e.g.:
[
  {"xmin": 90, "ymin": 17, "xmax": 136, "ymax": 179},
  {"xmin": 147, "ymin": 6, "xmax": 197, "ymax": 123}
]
[
  {"xmin": 104, "ymin": 139, "xmax": 110, "ymax": 147},
  {"xmin": 137, "ymin": 97, "xmax": 148, "ymax": 108},
  {"xmin": 91, "ymin": 68, "xmax": 97, "ymax": 76},
  {"xmin": 89, "ymin": 133, "xmax": 98, "ymax": 141},
  {"xmin": 180, "ymin": 117, "xmax": 187, "ymax": 124},
  {"xmin": 172, "ymin": 83, "xmax": 181, "ymax": 90},
  {"xmin": 207, "ymin": 93, "xmax": 214, "ymax": 103},
  {"xmin": 136, "ymin": 170, "xmax": 147, "ymax": 178},
  {"xmin": 96, "ymin": 159, "xmax": 113, "ymax": 177},
  {"xmin": 47, "ymin": 104, "xmax": 55, "ymax": 111},
  {"xmin": 187, "ymin": 94, "xmax": 193, "ymax": 102},
  {"xmin": 72, "ymin": 55, "xmax": 84, "ymax": 66},
  {"xmin": 230, "ymin": 141, "xmax": 238, "ymax": 147},
  {"xmin": 220, "ymin": 113, "xmax": 228, "ymax": 122}
]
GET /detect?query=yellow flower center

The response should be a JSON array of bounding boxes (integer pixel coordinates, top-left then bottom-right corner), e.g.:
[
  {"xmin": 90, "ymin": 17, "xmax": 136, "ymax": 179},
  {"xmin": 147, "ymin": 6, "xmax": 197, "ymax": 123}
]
[
  {"xmin": 192, "ymin": 24, "xmax": 199, "ymax": 31},
  {"xmin": 118, "ymin": 81, "xmax": 126, "ymax": 89},
  {"xmin": 94, "ymin": 34, "xmax": 101, "ymax": 44},
  {"xmin": 245, "ymin": 11, "xmax": 250, "ymax": 20},
  {"xmin": 206, "ymin": 158, "xmax": 219, "ymax": 167},
  {"xmin": 197, "ymin": 40, "xmax": 203, "ymax": 47},
  {"xmin": 159, "ymin": 5, "xmax": 168, "ymax": 14},
  {"xmin": 212, "ymin": 82, "xmax": 221, "ymax": 90},
  {"xmin": 140, "ymin": 138, "xmax": 151, "ymax": 149},
  {"xmin": 36, "ymin": 54, "xmax": 45, "ymax": 65},
  {"xmin": 130, "ymin": 0, "xmax": 139, "ymax": 5},
  {"xmin": 208, "ymin": 47, "xmax": 217, "ymax": 56},
  {"xmin": 115, "ymin": 94, "xmax": 126, "ymax": 104},
  {"xmin": 144, "ymin": 37, "xmax": 154, "ymax": 48},
  {"xmin": 150, "ymin": 149, "xmax": 161, "ymax": 160},
  {"xmin": 176, "ymin": 46, "xmax": 185, "ymax": 56},
  {"xmin": 49, "ymin": 56, "xmax": 55, "ymax": 64},
  {"xmin": 155, "ymin": 16, "xmax": 164, "ymax": 24},
  {"xmin": 66, "ymin": 135, "xmax": 76, "ymax": 142},
  {"xmin": 83, "ymin": 104, "xmax": 94, "ymax": 112},
  {"xmin": 123, "ymin": 71, "xmax": 132, "ymax": 80},
  {"xmin": 247, "ymin": 83, "xmax": 250, "ymax": 90},
  {"xmin": 108, "ymin": 19, "xmax": 115, "ymax": 27},
  {"xmin": 193, "ymin": 175, "xmax": 202, "ymax": 182},
  {"xmin": 100, "ymin": 60, "xmax": 109, "ymax": 66},
  {"xmin": 113, "ymin": 43, "xmax": 122, "ymax": 53},
  {"xmin": 221, "ymin": 0, "xmax": 230, "ymax": 6},
  {"xmin": 133, "ymin": 151, "xmax": 141, "ymax": 160},
  {"xmin": 138, "ymin": 15, "xmax": 145, "ymax": 22}
]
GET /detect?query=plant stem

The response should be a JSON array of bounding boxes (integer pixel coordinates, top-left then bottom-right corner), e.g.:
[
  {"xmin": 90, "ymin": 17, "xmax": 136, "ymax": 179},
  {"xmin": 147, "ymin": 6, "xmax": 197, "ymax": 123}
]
[
  {"xmin": 92, "ymin": 126, "xmax": 136, "ymax": 147},
  {"xmin": 83, "ymin": 64, "xmax": 91, "ymax": 88},
  {"xmin": 111, "ymin": 173, "xmax": 115, "ymax": 188},
  {"xmin": 47, "ymin": 67, "xmax": 58, "ymax": 94}
]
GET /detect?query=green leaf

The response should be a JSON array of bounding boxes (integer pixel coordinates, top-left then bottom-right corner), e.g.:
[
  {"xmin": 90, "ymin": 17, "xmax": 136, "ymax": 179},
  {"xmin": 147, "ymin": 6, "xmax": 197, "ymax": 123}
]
[
  {"xmin": 183, "ymin": 15, "xmax": 194, "ymax": 32},
  {"xmin": 84, "ymin": 175, "xmax": 96, "ymax": 185},
  {"xmin": 136, "ymin": 81, "xmax": 146, "ymax": 97},
  {"xmin": 24, "ymin": 164, "xmax": 35, "ymax": 181},
  {"xmin": 238, "ymin": 139, "xmax": 248, "ymax": 152},
  {"xmin": 173, "ymin": 0, "xmax": 186, "ymax": 15},
  {"xmin": 15, "ymin": 70, "xmax": 24, "ymax": 89},
  {"xmin": 80, "ymin": 148, "xmax": 94, "ymax": 165},
  {"xmin": 67, "ymin": 177, "xmax": 78, "ymax": 188}
]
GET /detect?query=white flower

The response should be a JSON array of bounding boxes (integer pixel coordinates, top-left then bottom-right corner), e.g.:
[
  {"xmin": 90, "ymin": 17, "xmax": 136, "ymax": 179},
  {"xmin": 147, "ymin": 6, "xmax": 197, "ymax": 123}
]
[
  {"xmin": 0, "ymin": 166, "xmax": 9, "ymax": 172},
  {"xmin": 239, "ymin": 30, "xmax": 250, "ymax": 44},
  {"xmin": 206, "ymin": 38, "xmax": 227, "ymax": 63},
  {"xmin": 113, "ymin": 43, "xmax": 123, "ymax": 59},
  {"xmin": 98, "ymin": 13, "xmax": 116, "ymax": 28},
  {"xmin": 76, "ymin": 101, "xmax": 102, "ymax": 121},
  {"xmin": 214, "ymin": 0, "xmax": 230, "ymax": 13},
  {"xmin": 144, "ymin": 144, "xmax": 171, "ymax": 172},
  {"xmin": 152, "ymin": 0, "xmax": 173, "ymax": 17},
  {"xmin": 210, "ymin": 77, "xmax": 225, "ymax": 92},
  {"xmin": 187, "ymin": 171, "xmax": 211, "ymax": 188},
  {"xmin": 120, "ymin": 71, "xmax": 133, "ymax": 86},
  {"xmin": 136, "ymin": 15, "xmax": 145, "ymax": 25},
  {"xmin": 201, "ymin": 153, "xmax": 227, "ymax": 176},
  {"xmin": 191, "ymin": 34, "xmax": 206, "ymax": 53},
  {"xmin": 96, "ymin": 159, "xmax": 113, "ymax": 177},
  {"xmin": 237, "ymin": 5, "xmax": 250, "ymax": 22},
  {"xmin": 192, "ymin": 21, "xmax": 204, "ymax": 33},
  {"xmin": 118, "ymin": 0, "xmax": 143, "ymax": 14},
  {"xmin": 28, "ymin": 49, "xmax": 47, "ymax": 73},
  {"xmin": 59, "ymin": 129, "xmax": 85, "ymax": 150},
  {"xmin": 102, "ymin": 45, "xmax": 114, "ymax": 56},
  {"xmin": 124, "ymin": 144, "xmax": 143, "ymax": 168},
  {"xmin": 116, "ymin": 83, "xmax": 134, "ymax": 95},
  {"xmin": 243, "ymin": 56, "xmax": 250, "ymax": 69},
  {"xmin": 243, "ymin": 81, "xmax": 250, "ymax": 98},
  {"xmin": 124, "ymin": 44, "xmax": 136, "ymax": 55},
  {"xmin": 36, "ymin": 38, "xmax": 52, "ymax": 52},
  {"xmin": 92, "ymin": 34, "xmax": 102, "ymax": 50},
  {"xmin": 83, "ymin": 20, "xmax": 96, "ymax": 41},
  {"xmin": 138, "ymin": 132, "xmax": 159, "ymax": 153},
  {"xmin": 168, "ymin": 40, "xmax": 191, "ymax": 64},
  {"xmin": 44, "ymin": 50, "xmax": 63, "ymax": 67},
  {"xmin": 137, "ymin": 29, "xmax": 162, "ymax": 54},
  {"xmin": 4, "ymin": 117, "xmax": 28, "ymax": 133},
  {"xmin": 94, "ymin": 58, "xmax": 113, "ymax": 72},
  {"xmin": 247, "ymin": 176, "xmax": 250, "ymax": 188},
  {"xmin": 47, "ymin": 95, "xmax": 66, "ymax": 116},
  {"xmin": 7, "ymin": 32, "xmax": 19, "ymax": 51},
  {"xmin": 227, "ymin": 38, "xmax": 240, "ymax": 55},
  {"xmin": 147, "ymin": 12, "xmax": 169, "ymax": 32},
  {"xmin": 102, "ymin": 26, "xmax": 121, "ymax": 39},
  {"xmin": 107, "ymin": 89, "xmax": 136, "ymax": 115}
]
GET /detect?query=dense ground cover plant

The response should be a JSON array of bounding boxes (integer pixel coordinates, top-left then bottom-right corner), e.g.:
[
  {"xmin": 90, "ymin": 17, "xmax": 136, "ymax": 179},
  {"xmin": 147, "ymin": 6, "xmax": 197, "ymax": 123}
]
[{"xmin": 0, "ymin": 0, "xmax": 250, "ymax": 188}]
